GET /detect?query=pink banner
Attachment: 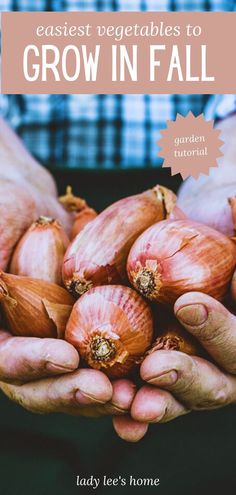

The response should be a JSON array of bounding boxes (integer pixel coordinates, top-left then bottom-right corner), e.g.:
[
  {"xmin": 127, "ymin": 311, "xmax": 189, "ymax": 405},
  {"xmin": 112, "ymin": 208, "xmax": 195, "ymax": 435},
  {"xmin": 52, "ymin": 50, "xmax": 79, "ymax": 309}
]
[{"xmin": 1, "ymin": 12, "xmax": 236, "ymax": 94}]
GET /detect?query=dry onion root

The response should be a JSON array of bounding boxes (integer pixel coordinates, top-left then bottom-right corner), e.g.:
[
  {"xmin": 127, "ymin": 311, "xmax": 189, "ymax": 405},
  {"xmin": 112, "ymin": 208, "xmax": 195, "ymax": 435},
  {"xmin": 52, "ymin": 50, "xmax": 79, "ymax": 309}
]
[
  {"xmin": 10, "ymin": 216, "xmax": 69, "ymax": 285},
  {"xmin": 59, "ymin": 186, "xmax": 87, "ymax": 213},
  {"xmin": 127, "ymin": 219, "xmax": 236, "ymax": 306},
  {"xmin": 0, "ymin": 272, "xmax": 74, "ymax": 338},
  {"xmin": 149, "ymin": 307, "xmax": 201, "ymax": 356},
  {"xmin": 65, "ymin": 285, "xmax": 154, "ymax": 378},
  {"xmin": 63, "ymin": 185, "xmax": 177, "ymax": 298},
  {"xmin": 59, "ymin": 186, "xmax": 97, "ymax": 239}
]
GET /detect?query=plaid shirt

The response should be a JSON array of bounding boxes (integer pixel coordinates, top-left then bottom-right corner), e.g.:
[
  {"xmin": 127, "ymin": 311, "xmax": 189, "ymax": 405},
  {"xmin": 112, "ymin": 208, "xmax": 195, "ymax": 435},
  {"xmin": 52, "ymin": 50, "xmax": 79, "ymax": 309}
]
[{"xmin": 1, "ymin": 0, "xmax": 236, "ymax": 169}]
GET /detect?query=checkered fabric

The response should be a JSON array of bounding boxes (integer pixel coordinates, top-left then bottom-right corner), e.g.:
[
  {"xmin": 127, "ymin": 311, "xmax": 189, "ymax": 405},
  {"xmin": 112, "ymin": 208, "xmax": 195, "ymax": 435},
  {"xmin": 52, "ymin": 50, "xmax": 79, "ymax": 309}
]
[{"xmin": 0, "ymin": 0, "xmax": 235, "ymax": 168}]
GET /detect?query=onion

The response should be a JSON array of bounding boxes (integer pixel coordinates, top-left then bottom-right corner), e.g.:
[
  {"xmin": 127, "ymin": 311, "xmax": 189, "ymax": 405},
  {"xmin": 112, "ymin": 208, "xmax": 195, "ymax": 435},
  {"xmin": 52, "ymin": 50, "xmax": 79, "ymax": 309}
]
[
  {"xmin": 63, "ymin": 185, "xmax": 176, "ymax": 297},
  {"xmin": 59, "ymin": 186, "xmax": 97, "ymax": 238},
  {"xmin": 0, "ymin": 179, "xmax": 72, "ymax": 271},
  {"xmin": 71, "ymin": 208, "xmax": 97, "ymax": 240},
  {"xmin": 169, "ymin": 205, "xmax": 187, "ymax": 221},
  {"xmin": 150, "ymin": 306, "xmax": 201, "ymax": 355},
  {"xmin": 127, "ymin": 219, "xmax": 236, "ymax": 306},
  {"xmin": 0, "ymin": 272, "xmax": 74, "ymax": 338},
  {"xmin": 59, "ymin": 186, "xmax": 87, "ymax": 213},
  {"xmin": 40, "ymin": 195, "xmax": 73, "ymax": 236},
  {"xmin": 65, "ymin": 285, "xmax": 153, "ymax": 378},
  {"xmin": 21, "ymin": 181, "xmax": 73, "ymax": 236},
  {"xmin": 10, "ymin": 216, "xmax": 69, "ymax": 285}
]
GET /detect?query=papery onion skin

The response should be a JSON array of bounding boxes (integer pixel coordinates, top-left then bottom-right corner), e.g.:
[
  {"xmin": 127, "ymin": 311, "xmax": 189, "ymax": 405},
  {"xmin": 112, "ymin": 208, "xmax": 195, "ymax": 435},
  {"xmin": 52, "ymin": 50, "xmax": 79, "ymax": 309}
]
[
  {"xmin": 0, "ymin": 272, "xmax": 74, "ymax": 338},
  {"xmin": 10, "ymin": 216, "xmax": 69, "ymax": 285},
  {"xmin": 65, "ymin": 285, "xmax": 153, "ymax": 378},
  {"xmin": 59, "ymin": 186, "xmax": 87, "ymax": 213},
  {"xmin": 127, "ymin": 219, "xmax": 236, "ymax": 306},
  {"xmin": 169, "ymin": 206, "xmax": 187, "ymax": 221},
  {"xmin": 63, "ymin": 185, "xmax": 176, "ymax": 298},
  {"xmin": 71, "ymin": 208, "xmax": 97, "ymax": 240}
]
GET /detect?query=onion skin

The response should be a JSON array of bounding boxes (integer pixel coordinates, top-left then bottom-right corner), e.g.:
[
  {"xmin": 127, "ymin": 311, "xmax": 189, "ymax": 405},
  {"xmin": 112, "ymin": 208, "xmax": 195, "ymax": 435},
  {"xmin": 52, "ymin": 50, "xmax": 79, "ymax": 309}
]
[
  {"xmin": 59, "ymin": 186, "xmax": 87, "ymax": 213},
  {"xmin": 59, "ymin": 187, "xmax": 96, "ymax": 239},
  {"xmin": 65, "ymin": 285, "xmax": 153, "ymax": 378},
  {"xmin": 10, "ymin": 216, "xmax": 69, "ymax": 285},
  {"xmin": 0, "ymin": 272, "xmax": 74, "ymax": 338},
  {"xmin": 150, "ymin": 328, "xmax": 199, "ymax": 355},
  {"xmin": 71, "ymin": 207, "xmax": 97, "ymax": 240},
  {"xmin": 169, "ymin": 205, "xmax": 187, "ymax": 221},
  {"xmin": 63, "ymin": 185, "xmax": 176, "ymax": 297},
  {"xmin": 127, "ymin": 219, "xmax": 236, "ymax": 306}
]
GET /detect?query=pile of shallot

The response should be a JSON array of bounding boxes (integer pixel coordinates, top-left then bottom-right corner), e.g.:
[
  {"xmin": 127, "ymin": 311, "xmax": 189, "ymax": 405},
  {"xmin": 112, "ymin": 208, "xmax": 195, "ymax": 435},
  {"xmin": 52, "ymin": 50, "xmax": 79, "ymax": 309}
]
[{"xmin": 0, "ymin": 180, "xmax": 236, "ymax": 379}]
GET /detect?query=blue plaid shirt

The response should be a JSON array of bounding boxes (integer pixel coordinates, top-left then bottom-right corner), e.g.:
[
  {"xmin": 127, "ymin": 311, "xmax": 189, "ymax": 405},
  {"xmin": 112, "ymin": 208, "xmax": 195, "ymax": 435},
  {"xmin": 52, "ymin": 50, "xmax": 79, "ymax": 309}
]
[{"xmin": 1, "ymin": 0, "xmax": 236, "ymax": 169}]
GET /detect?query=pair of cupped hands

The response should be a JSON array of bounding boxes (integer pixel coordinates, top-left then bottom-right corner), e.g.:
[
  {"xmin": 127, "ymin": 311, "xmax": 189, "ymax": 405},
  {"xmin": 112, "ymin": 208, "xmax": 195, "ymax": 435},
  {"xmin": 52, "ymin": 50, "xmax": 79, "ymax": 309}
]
[
  {"xmin": 1, "ymin": 277, "xmax": 236, "ymax": 442},
  {"xmin": 0, "ymin": 115, "xmax": 236, "ymax": 442}
]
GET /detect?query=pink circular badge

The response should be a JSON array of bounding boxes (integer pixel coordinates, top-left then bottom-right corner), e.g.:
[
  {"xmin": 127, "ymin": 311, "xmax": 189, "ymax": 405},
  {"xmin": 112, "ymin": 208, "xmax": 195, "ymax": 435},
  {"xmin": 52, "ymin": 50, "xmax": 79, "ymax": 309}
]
[{"xmin": 158, "ymin": 112, "xmax": 224, "ymax": 179}]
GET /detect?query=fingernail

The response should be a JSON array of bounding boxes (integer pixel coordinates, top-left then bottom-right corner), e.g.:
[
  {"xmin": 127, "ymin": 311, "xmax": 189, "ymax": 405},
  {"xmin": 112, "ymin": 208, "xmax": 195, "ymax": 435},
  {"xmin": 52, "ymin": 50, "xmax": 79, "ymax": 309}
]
[
  {"xmin": 176, "ymin": 304, "xmax": 208, "ymax": 326},
  {"xmin": 147, "ymin": 370, "xmax": 178, "ymax": 386},
  {"xmin": 46, "ymin": 362, "xmax": 76, "ymax": 373},
  {"xmin": 75, "ymin": 390, "xmax": 105, "ymax": 406}
]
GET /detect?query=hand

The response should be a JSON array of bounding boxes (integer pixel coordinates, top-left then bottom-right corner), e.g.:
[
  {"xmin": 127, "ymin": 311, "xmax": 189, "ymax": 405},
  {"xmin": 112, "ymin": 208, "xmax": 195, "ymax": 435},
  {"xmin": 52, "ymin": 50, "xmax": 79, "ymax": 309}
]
[
  {"xmin": 114, "ymin": 276, "xmax": 236, "ymax": 442},
  {"xmin": 177, "ymin": 115, "xmax": 236, "ymax": 236},
  {"xmin": 0, "ymin": 117, "xmax": 56, "ymax": 197},
  {"xmin": 0, "ymin": 118, "xmax": 72, "ymax": 270},
  {"xmin": 0, "ymin": 330, "xmax": 136, "ymax": 418}
]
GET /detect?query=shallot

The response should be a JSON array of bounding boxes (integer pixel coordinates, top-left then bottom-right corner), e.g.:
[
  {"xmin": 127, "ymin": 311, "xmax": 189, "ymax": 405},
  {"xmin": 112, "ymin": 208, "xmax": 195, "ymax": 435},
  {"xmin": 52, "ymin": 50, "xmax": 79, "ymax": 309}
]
[
  {"xmin": 0, "ymin": 272, "xmax": 74, "ymax": 338},
  {"xmin": 63, "ymin": 185, "xmax": 176, "ymax": 297},
  {"xmin": 65, "ymin": 285, "xmax": 153, "ymax": 378},
  {"xmin": 127, "ymin": 219, "xmax": 236, "ymax": 306},
  {"xmin": 10, "ymin": 216, "xmax": 69, "ymax": 285}
]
